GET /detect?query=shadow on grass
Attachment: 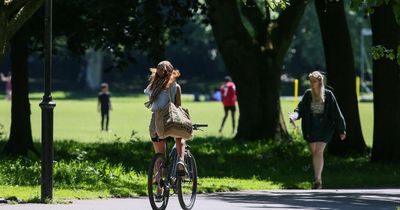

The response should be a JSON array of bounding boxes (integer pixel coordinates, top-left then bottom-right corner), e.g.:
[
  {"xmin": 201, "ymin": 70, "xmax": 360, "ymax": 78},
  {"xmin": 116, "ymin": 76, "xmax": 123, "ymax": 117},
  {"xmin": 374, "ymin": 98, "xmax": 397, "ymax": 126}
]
[{"xmin": 0, "ymin": 136, "xmax": 399, "ymax": 190}]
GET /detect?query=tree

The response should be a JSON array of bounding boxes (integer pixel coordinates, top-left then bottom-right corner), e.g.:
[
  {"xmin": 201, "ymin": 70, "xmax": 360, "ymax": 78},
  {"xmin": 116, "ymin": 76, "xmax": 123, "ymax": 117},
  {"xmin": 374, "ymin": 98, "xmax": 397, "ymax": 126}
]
[
  {"xmin": 2, "ymin": 27, "xmax": 39, "ymax": 156},
  {"xmin": 0, "ymin": 0, "xmax": 43, "ymax": 157},
  {"xmin": 0, "ymin": 0, "xmax": 44, "ymax": 63},
  {"xmin": 370, "ymin": 2, "xmax": 400, "ymax": 162},
  {"xmin": 205, "ymin": 0, "xmax": 307, "ymax": 140},
  {"xmin": 315, "ymin": 0, "xmax": 367, "ymax": 155}
]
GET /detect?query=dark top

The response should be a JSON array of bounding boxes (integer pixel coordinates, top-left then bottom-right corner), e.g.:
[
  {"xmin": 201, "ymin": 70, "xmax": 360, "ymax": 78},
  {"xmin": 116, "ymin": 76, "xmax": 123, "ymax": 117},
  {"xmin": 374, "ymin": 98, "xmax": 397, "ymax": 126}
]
[
  {"xmin": 294, "ymin": 89, "xmax": 346, "ymax": 142},
  {"xmin": 98, "ymin": 92, "xmax": 111, "ymax": 111}
]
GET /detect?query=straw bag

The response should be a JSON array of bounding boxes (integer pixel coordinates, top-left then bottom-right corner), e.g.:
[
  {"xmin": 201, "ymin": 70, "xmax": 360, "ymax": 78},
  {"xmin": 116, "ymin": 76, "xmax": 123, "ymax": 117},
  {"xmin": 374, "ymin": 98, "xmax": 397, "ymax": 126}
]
[{"xmin": 155, "ymin": 87, "xmax": 193, "ymax": 139}]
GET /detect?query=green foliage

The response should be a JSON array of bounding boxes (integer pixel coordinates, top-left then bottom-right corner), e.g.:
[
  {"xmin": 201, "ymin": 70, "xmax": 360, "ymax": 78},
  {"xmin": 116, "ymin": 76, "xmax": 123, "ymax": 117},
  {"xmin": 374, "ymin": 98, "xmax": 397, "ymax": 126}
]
[
  {"xmin": 371, "ymin": 45, "xmax": 396, "ymax": 60},
  {"xmin": 265, "ymin": 0, "xmax": 290, "ymax": 10}
]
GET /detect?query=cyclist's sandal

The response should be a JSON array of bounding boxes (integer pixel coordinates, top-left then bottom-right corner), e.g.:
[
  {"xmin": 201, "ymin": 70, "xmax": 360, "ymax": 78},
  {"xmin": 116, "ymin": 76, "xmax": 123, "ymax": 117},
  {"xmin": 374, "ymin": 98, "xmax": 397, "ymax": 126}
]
[{"xmin": 176, "ymin": 161, "xmax": 186, "ymax": 177}]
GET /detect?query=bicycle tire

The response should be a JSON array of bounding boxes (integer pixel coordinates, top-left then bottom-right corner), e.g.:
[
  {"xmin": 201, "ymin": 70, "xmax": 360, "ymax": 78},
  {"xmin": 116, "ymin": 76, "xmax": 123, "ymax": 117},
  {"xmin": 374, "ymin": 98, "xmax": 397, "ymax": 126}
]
[
  {"xmin": 148, "ymin": 153, "xmax": 169, "ymax": 210},
  {"xmin": 177, "ymin": 150, "xmax": 197, "ymax": 210}
]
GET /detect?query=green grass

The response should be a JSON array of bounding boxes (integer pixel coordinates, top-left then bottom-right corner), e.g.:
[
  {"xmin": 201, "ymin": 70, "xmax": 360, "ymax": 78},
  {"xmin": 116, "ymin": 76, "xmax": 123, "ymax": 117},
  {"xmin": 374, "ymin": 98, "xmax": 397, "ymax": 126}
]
[
  {"xmin": 0, "ymin": 93, "xmax": 380, "ymax": 201},
  {"xmin": 0, "ymin": 93, "xmax": 373, "ymax": 145},
  {"xmin": 0, "ymin": 186, "xmax": 111, "ymax": 201}
]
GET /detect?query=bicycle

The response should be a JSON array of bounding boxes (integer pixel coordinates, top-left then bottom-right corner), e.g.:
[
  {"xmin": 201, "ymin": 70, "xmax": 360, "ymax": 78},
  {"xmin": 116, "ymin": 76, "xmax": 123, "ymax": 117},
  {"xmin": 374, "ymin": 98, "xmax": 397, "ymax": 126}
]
[{"xmin": 147, "ymin": 123, "xmax": 208, "ymax": 210}]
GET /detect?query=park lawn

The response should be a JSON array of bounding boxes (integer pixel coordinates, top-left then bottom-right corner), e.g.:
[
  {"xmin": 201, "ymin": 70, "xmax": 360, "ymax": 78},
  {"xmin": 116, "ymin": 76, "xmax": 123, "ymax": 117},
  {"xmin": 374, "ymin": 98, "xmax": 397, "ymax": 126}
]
[
  {"xmin": 0, "ymin": 92, "xmax": 373, "ymax": 146},
  {"xmin": 0, "ymin": 92, "xmax": 382, "ymax": 201},
  {"xmin": 0, "ymin": 93, "xmax": 237, "ymax": 142},
  {"xmin": 0, "ymin": 186, "xmax": 111, "ymax": 202}
]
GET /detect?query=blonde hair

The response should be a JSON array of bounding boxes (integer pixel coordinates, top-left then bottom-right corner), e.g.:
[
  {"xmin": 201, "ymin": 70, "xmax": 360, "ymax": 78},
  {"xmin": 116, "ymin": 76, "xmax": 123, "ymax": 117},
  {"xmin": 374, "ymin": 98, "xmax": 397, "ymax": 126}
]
[
  {"xmin": 148, "ymin": 60, "xmax": 180, "ymax": 91},
  {"xmin": 308, "ymin": 71, "xmax": 325, "ymax": 102}
]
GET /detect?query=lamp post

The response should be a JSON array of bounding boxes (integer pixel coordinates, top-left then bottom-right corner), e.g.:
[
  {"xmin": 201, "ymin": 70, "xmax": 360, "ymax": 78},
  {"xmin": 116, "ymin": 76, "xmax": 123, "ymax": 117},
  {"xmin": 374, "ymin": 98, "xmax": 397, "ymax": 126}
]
[{"xmin": 40, "ymin": 0, "xmax": 56, "ymax": 202}]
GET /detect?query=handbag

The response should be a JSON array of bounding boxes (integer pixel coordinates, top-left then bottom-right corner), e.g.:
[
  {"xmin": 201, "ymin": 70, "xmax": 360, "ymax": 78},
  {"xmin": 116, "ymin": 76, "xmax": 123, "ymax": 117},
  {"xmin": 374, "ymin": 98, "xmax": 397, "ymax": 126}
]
[{"xmin": 155, "ymin": 87, "xmax": 193, "ymax": 139}]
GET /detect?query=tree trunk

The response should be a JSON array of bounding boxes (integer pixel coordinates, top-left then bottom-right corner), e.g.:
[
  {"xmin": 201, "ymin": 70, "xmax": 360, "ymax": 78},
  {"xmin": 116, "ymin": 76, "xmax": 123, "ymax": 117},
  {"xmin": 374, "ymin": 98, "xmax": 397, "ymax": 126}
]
[
  {"xmin": 206, "ymin": 0, "xmax": 306, "ymax": 140},
  {"xmin": 370, "ymin": 3, "xmax": 400, "ymax": 162},
  {"xmin": 0, "ymin": 10, "xmax": 8, "ymax": 64},
  {"xmin": 0, "ymin": 37, "xmax": 6, "ymax": 64},
  {"xmin": 315, "ymin": 0, "xmax": 367, "ymax": 155},
  {"xmin": 231, "ymin": 51, "xmax": 284, "ymax": 140},
  {"xmin": 2, "ymin": 29, "xmax": 38, "ymax": 157}
]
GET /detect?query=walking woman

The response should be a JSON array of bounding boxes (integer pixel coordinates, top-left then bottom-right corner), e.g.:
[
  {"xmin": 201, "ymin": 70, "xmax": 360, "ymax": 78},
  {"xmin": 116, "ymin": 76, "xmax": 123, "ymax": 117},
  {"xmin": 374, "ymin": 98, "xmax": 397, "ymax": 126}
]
[
  {"xmin": 144, "ymin": 60, "xmax": 186, "ymax": 175},
  {"xmin": 289, "ymin": 71, "xmax": 346, "ymax": 189}
]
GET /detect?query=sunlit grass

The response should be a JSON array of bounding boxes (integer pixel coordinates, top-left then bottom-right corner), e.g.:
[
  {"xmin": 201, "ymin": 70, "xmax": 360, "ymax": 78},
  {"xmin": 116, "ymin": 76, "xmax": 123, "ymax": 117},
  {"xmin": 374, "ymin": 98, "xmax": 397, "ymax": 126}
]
[{"xmin": 0, "ymin": 93, "xmax": 373, "ymax": 145}]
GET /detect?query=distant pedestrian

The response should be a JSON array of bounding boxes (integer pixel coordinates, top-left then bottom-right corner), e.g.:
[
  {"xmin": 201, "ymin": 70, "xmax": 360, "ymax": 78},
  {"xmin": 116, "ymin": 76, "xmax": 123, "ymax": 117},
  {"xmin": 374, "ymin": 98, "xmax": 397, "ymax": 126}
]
[
  {"xmin": 0, "ymin": 72, "xmax": 12, "ymax": 101},
  {"xmin": 289, "ymin": 71, "xmax": 346, "ymax": 189},
  {"xmin": 98, "ymin": 83, "xmax": 112, "ymax": 131},
  {"xmin": 219, "ymin": 76, "xmax": 237, "ymax": 133}
]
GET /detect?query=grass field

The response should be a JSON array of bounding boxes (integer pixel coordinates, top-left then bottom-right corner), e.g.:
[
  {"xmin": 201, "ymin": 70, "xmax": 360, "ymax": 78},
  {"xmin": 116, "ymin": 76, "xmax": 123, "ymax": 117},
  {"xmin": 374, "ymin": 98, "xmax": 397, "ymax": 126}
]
[
  {"xmin": 0, "ymin": 92, "xmax": 373, "ymax": 146},
  {"xmin": 0, "ymin": 93, "xmax": 393, "ymax": 201}
]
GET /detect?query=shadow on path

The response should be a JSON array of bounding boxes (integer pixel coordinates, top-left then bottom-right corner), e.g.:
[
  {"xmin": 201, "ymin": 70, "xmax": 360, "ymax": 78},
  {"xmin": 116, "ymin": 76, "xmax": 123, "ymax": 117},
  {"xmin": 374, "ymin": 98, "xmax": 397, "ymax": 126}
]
[{"xmin": 206, "ymin": 189, "xmax": 400, "ymax": 210}]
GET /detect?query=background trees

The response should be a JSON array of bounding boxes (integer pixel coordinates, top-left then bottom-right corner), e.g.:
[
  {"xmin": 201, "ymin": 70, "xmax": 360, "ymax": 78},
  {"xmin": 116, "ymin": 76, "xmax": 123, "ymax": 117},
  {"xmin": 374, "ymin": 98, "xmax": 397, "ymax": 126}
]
[
  {"xmin": 1, "ymin": 0, "xmax": 398, "ymax": 162},
  {"xmin": 315, "ymin": 0, "xmax": 367, "ymax": 155},
  {"xmin": 205, "ymin": 0, "xmax": 307, "ymax": 140}
]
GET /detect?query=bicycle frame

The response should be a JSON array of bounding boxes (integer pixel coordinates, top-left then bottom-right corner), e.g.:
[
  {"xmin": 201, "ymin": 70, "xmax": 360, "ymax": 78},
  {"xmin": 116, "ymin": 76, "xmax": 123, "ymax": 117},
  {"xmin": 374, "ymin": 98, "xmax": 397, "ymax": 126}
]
[
  {"xmin": 148, "ymin": 124, "xmax": 206, "ymax": 210},
  {"xmin": 162, "ymin": 140, "xmax": 179, "ymax": 193}
]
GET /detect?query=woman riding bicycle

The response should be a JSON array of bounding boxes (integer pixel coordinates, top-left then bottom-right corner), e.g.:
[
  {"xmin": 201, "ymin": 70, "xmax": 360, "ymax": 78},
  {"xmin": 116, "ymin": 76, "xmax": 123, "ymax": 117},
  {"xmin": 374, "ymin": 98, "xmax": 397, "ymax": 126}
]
[{"xmin": 144, "ymin": 60, "xmax": 187, "ymax": 178}]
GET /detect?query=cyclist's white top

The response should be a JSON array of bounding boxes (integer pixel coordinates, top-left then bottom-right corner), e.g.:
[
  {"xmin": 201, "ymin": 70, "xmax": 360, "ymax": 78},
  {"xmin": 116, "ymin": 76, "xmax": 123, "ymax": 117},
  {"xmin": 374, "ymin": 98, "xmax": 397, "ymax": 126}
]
[{"xmin": 144, "ymin": 82, "xmax": 177, "ymax": 112}]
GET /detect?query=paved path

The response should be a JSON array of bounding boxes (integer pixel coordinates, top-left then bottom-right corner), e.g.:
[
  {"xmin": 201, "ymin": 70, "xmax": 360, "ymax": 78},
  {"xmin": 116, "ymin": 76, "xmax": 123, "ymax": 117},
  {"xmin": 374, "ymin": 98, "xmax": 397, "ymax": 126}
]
[{"xmin": 0, "ymin": 189, "xmax": 399, "ymax": 210}]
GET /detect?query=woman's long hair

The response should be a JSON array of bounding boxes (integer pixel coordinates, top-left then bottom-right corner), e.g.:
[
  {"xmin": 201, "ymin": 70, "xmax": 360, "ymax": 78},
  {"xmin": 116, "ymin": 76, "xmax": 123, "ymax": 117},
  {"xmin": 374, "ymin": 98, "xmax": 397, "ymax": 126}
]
[
  {"xmin": 309, "ymin": 71, "xmax": 325, "ymax": 103},
  {"xmin": 145, "ymin": 61, "xmax": 180, "ymax": 108}
]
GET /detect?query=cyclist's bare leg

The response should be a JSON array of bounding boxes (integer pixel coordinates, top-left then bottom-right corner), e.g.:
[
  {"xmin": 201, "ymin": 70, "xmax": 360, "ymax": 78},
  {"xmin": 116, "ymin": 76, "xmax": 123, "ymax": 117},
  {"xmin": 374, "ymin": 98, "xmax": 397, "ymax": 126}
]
[
  {"xmin": 152, "ymin": 139, "xmax": 166, "ymax": 195},
  {"xmin": 175, "ymin": 138, "xmax": 186, "ymax": 162},
  {"xmin": 175, "ymin": 138, "xmax": 186, "ymax": 175},
  {"xmin": 153, "ymin": 140, "xmax": 166, "ymax": 154}
]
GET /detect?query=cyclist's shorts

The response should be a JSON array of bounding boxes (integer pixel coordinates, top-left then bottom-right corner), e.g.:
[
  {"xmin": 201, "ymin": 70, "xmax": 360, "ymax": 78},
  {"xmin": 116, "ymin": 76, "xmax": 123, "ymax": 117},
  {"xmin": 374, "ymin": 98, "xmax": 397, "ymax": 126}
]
[{"xmin": 149, "ymin": 113, "xmax": 164, "ymax": 142}]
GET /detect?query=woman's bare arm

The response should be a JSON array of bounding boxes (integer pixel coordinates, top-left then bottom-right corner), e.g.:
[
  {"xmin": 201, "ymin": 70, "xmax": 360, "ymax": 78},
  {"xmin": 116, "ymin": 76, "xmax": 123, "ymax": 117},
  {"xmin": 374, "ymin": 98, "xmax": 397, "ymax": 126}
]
[{"xmin": 175, "ymin": 84, "xmax": 182, "ymax": 107}]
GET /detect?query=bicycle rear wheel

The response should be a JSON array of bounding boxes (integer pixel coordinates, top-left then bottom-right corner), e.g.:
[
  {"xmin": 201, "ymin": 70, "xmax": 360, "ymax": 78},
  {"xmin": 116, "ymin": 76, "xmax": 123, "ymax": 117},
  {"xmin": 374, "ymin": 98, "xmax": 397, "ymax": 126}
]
[
  {"xmin": 148, "ymin": 153, "xmax": 169, "ymax": 210},
  {"xmin": 177, "ymin": 151, "xmax": 197, "ymax": 210}
]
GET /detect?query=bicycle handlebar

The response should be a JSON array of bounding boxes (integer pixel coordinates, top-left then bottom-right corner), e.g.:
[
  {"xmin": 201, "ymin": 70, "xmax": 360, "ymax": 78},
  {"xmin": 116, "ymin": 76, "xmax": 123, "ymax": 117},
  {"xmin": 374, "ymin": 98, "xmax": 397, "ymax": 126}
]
[{"xmin": 192, "ymin": 123, "xmax": 208, "ymax": 130}]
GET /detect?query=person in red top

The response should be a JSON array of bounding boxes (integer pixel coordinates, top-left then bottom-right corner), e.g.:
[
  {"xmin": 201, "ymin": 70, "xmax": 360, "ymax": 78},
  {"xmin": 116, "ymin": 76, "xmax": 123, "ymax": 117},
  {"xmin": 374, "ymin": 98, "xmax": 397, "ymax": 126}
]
[{"xmin": 219, "ymin": 76, "xmax": 237, "ymax": 133}]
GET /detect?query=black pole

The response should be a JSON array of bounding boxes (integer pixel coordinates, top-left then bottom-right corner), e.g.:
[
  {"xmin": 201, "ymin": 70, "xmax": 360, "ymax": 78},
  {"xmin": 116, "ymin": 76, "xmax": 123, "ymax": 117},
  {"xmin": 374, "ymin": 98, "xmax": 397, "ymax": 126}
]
[{"xmin": 40, "ymin": 0, "xmax": 55, "ymax": 202}]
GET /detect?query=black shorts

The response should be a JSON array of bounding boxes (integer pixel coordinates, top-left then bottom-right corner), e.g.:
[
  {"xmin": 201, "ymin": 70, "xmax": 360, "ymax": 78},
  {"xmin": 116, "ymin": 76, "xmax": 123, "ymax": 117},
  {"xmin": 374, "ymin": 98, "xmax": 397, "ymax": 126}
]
[{"xmin": 224, "ymin": 106, "xmax": 236, "ymax": 112}]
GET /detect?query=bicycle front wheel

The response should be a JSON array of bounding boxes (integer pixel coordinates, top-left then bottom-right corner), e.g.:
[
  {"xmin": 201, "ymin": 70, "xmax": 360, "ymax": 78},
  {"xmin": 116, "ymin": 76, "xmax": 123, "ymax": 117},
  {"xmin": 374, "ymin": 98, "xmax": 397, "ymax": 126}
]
[
  {"xmin": 148, "ymin": 153, "xmax": 169, "ymax": 210},
  {"xmin": 177, "ymin": 150, "xmax": 198, "ymax": 210}
]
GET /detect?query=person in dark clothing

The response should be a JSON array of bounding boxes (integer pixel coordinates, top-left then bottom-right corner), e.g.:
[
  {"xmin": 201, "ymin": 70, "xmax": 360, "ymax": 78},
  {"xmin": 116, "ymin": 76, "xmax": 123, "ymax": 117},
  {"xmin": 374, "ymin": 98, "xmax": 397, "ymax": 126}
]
[
  {"xmin": 98, "ymin": 83, "xmax": 112, "ymax": 131},
  {"xmin": 289, "ymin": 71, "xmax": 346, "ymax": 189}
]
